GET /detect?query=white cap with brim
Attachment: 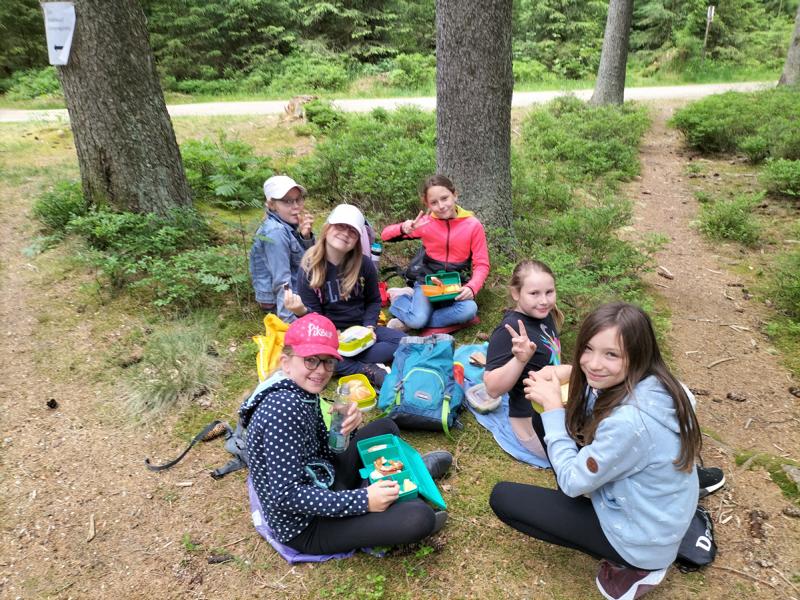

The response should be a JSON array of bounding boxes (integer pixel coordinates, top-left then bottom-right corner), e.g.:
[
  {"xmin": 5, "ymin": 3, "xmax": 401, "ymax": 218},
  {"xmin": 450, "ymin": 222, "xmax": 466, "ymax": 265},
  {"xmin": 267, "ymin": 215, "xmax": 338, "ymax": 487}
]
[
  {"xmin": 263, "ymin": 175, "xmax": 307, "ymax": 201},
  {"xmin": 326, "ymin": 204, "xmax": 366, "ymax": 232}
]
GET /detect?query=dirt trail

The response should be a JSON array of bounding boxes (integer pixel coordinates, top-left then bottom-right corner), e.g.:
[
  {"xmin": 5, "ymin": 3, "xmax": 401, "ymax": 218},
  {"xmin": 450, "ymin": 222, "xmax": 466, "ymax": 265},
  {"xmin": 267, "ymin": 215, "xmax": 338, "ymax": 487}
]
[
  {"xmin": 625, "ymin": 102, "xmax": 800, "ymax": 597},
  {"xmin": 1, "ymin": 103, "xmax": 799, "ymax": 599}
]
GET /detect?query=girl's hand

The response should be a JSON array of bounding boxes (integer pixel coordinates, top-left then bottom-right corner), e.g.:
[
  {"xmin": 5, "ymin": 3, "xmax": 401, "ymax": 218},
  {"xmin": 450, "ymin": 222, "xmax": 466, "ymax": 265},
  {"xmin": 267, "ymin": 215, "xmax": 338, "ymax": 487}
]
[
  {"xmin": 523, "ymin": 369, "xmax": 563, "ymax": 412},
  {"xmin": 504, "ymin": 320, "xmax": 537, "ymax": 364},
  {"xmin": 401, "ymin": 211, "xmax": 427, "ymax": 235},
  {"xmin": 284, "ymin": 287, "xmax": 307, "ymax": 316},
  {"xmin": 299, "ymin": 211, "xmax": 314, "ymax": 239},
  {"xmin": 336, "ymin": 400, "xmax": 363, "ymax": 435},
  {"xmin": 367, "ymin": 479, "xmax": 400, "ymax": 512},
  {"xmin": 455, "ymin": 286, "xmax": 474, "ymax": 301}
]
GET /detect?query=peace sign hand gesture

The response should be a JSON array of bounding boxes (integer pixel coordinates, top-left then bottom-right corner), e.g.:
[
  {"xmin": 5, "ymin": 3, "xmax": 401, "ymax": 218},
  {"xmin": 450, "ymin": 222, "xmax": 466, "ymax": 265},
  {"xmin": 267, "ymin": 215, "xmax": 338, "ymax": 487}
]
[
  {"xmin": 401, "ymin": 211, "xmax": 427, "ymax": 235},
  {"xmin": 504, "ymin": 319, "xmax": 537, "ymax": 364}
]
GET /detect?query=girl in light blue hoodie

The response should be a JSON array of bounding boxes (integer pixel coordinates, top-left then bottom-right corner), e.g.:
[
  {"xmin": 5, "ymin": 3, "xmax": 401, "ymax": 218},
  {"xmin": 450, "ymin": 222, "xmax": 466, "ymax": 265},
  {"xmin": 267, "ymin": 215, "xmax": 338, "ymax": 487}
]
[{"xmin": 490, "ymin": 302, "xmax": 701, "ymax": 600}]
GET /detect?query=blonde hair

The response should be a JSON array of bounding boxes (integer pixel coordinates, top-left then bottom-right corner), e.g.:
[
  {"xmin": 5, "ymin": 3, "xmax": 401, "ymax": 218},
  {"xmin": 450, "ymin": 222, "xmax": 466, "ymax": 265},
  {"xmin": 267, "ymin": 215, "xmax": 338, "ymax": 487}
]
[
  {"xmin": 300, "ymin": 223, "xmax": 363, "ymax": 299},
  {"xmin": 508, "ymin": 260, "xmax": 565, "ymax": 329}
]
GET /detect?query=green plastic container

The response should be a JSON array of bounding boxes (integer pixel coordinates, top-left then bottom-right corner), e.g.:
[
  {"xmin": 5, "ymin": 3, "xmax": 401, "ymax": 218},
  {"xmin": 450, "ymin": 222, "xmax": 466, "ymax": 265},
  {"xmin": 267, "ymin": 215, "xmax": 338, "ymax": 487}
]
[
  {"xmin": 422, "ymin": 271, "xmax": 462, "ymax": 303},
  {"xmin": 357, "ymin": 434, "xmax": 447, "ymax": 509}
]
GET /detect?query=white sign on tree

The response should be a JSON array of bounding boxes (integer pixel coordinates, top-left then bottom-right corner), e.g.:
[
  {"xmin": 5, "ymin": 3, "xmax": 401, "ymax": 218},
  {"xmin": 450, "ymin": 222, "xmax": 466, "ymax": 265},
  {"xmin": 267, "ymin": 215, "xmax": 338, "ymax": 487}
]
[{"xmin": 41, "ymin": 2, "xmax": 76, "ymax": 66}]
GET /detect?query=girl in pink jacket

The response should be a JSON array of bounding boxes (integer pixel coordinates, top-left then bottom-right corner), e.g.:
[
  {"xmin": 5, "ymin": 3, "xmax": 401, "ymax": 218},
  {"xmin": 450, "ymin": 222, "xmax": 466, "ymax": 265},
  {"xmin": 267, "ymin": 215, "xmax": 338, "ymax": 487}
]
[{"xmin": 381, "ymin": 174, "xmax": 490, "ymax": 330}]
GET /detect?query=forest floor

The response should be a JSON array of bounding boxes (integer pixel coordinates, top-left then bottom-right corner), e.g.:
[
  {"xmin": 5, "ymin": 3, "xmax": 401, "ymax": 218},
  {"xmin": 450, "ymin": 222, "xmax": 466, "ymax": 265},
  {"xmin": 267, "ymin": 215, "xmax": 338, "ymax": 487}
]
[{"xmin": 0, "ymin": 102, "xmax": 799, "ymax": 600}]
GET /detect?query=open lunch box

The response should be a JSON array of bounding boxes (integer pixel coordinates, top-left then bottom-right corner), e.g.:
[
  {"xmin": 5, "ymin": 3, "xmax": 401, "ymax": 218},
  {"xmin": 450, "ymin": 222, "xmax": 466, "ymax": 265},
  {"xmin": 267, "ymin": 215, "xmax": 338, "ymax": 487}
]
[
  {"xmin": 356, "ymin": 434, "xmax": 447, "ymax": 509},
  {"xmin": 338, "ymin": 373, "xmax": 377, "ymax": 411},
  {"xmin": 421, "ymin": 271, "xmax": 462, "ymax": 303}
]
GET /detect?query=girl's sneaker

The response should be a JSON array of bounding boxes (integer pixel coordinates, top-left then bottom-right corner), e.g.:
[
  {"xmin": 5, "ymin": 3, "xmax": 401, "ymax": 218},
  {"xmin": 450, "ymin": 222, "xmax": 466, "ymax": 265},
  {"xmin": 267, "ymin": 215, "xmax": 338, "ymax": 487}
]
[
  {"xmin": 387, "ymin": 287, "xmax": 414, "ymax": 302},
  {"xmin": 697, "ymin": 466, "xmax": 725, "ymax": 498},
  {"xmin": 386, "ymin": 318, "xmax": 409, "ymax": 332},
  {"xmin": 595, "ymin": 560, "xmax": 668, "ymax": 600}
]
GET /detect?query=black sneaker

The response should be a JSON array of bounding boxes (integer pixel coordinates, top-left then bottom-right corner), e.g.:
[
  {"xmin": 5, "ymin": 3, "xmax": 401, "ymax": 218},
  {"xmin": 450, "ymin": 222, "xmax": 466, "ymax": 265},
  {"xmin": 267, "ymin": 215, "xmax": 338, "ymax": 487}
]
[
  {"xmin": 596, "ymin": 560, "xmax": 667, "ymax": 600},
  {"xmin": 431, "ymin": 510, "xmax": 448, "ymax": 535},
  {"xmin": 422, "ymin": 450, "xmax": 453, "ymax": 480},
  {"xmin": 697, "ymin": 466, "xmax": 725, "ymax": 498}
]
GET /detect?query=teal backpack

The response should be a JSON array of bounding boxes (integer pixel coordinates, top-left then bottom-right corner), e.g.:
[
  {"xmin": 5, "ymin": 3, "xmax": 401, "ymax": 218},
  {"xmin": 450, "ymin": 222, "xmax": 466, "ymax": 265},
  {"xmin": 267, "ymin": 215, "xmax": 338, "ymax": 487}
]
[{"xmin": 377, "ymin": 334, "xmax": 464, "ymax": 437}]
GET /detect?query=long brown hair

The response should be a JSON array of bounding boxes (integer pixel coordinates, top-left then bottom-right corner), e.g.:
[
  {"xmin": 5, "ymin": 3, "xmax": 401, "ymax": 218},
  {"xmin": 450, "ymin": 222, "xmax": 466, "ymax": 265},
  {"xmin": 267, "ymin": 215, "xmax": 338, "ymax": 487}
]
[
  {"xmin": 565, "ymin": 302, "xmax": 701, "ymax": 471},
  {"xmin": 300, "ymin": 223, "xmax": 363, "ymax": 299},
  {"xmin": 508, "ymin": 260, "xmax": 565, "ymax": 329},
  {"xmin": 418, "ymin": 174, "xmax": 457, "ymax": 205}
]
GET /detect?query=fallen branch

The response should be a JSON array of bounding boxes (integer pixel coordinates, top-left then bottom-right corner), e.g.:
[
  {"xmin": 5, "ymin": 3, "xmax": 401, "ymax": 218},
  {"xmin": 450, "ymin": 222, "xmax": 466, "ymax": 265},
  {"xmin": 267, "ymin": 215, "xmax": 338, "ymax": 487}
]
[
  {"xmin": 704, "ymin": 268, "xmax": 723, "ymax": 275},
  {"xmin": 710, "ymin": 565, "xmax": 776, "ymax": 589},
  {"xmin": 706, "ymin": 357, "xmax": 735, "ymax": 369},
  {"xmin": 772, "ymin": 567, "xmax": 800, "ymax": 594},
  {"xmin": 656, "ymin": 265, "xmax": 674, "ymax": 280}
]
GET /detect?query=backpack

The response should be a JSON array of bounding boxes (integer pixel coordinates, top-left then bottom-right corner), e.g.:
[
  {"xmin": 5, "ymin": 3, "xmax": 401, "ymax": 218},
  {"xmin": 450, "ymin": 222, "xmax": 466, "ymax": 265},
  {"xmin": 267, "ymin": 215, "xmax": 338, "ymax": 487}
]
[
  {"xmin": 144, "ymin": 372, "xmax": 285, "ymax": 479},
  {"xmin": 377, "ymin": 334, "xmax": 464, "ymax": 437},
  {"xmin": 380, "ymin": 244, "xmax": 426, "ymax": 287},
  {"xmin": 675, "ymin": 505, "xmax": 717, "ymax": 572}
]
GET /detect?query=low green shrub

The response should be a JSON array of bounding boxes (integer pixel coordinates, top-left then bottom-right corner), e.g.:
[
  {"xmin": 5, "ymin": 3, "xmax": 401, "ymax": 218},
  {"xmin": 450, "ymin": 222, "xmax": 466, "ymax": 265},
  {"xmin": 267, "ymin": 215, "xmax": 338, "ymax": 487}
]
[
  {"xmin": 181, "ymin": 135, "xmax": 272, "ymax": 208},
  {"xmin": 134, "ymin": 245, "xmax": 250, "ymax": 309},
  {"xmin": 762, "ymin": 159, "xmax": 800, "ymax": 196},
  {"xmin": 293, "ymin": 106, "xmax": 435, "ymax": 217},
  {"xmin": 513, "ymin": 59, "xmax": 553, "ymax": 84},
  {"xmin": 270, "ymin": 53, "xmax": 349, "ymax": 92},
  {"xmin": 32, "ymin": 181, "xmax": 88, "ymax": 234},
  {"xmin": 698, "ymin": 193, "xmax": 762, "ymax": 246},
  {"xmin": 5, "ymin": 67, "xmax": 62, "ymax": 100},
  {"xmin": 520, "ymin": 96, "xmax": 649, "ymax": 181},
  {"xmin": 388, "ymin": 53, "xmax": 435, "ymax": 89},
  {"xmin": 770, "ymin": 249, "xmax": 800, "ymax": 320},
  {"xmin": 304, "ymin": 99, "xmax": 345, "ymax": 132},
  {"xmin": 671, "ymin": 87, "xmax": 800, "ymax": 161}
]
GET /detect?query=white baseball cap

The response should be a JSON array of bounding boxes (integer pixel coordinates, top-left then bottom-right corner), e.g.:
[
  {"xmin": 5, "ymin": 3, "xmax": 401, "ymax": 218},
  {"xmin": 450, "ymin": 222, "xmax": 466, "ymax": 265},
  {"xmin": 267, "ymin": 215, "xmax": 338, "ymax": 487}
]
[
  {"xmin": 263, "ymin": 175, "xmax": 307, "ymax": 201},
  {"xmin": 326, "ymin": 204, "xmax": 365, "ymax": 232}
]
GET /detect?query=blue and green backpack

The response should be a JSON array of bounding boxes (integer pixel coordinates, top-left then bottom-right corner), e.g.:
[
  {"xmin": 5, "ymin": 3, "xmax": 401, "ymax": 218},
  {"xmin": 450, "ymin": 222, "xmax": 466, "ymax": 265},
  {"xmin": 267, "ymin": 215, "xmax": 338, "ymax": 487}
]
[{"xmin": 378, "ymin": 334, "xmax": 464, "ymax": 437}]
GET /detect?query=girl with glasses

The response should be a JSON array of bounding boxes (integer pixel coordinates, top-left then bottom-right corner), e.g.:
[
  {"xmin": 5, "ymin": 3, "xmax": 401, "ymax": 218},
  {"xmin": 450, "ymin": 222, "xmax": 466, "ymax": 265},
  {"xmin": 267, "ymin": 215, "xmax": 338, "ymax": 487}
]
[
  {"xmin": 249, "ymin": 175, "xmax": 315, "ymax": 322},
  {"xmin": 291, "ymin": 204, "xmax": 405, "ymax": 388},
  {"xmin": 241, "ymin": 313, "xmax": 448, "ymax": 555}
]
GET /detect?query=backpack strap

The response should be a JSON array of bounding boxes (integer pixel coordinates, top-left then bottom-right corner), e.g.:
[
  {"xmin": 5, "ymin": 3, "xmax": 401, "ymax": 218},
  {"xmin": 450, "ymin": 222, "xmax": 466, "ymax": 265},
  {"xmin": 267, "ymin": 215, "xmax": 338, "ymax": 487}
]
[
  {"xmin": 441, "ymin": 395, "xmax": 452, "ymax": 440},
  {"xmin": 144, "ymin": 420, "xmax": 232, "ymax": 472},
  {"xmin": 211, "ymin": 456, "xmax": 247, "ymax": 480}
]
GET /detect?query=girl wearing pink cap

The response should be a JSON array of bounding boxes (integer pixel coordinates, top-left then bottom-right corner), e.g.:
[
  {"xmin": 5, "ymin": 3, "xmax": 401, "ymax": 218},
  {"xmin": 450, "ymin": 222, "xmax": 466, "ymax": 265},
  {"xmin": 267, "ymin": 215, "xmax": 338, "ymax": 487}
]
[
  {"xmin": 290, "ymin": 204, "xmax": 404, "ymax": 388},
  {"xmin": 240, "ymin": 313, "xmax": 448, "ymax": 555}
]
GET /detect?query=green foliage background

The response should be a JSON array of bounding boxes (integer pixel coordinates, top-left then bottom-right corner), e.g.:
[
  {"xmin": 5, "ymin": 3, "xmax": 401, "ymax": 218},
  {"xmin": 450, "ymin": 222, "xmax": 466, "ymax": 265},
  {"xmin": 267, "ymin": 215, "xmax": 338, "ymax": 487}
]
[{"xmin": 2, "ymin": 0, "xmax": 797, "ymax": 98}]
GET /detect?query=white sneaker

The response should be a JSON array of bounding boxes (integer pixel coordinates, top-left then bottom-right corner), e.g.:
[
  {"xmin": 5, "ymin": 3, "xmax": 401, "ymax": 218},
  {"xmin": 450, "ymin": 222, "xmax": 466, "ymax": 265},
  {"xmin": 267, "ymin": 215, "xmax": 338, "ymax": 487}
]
[
  {"xmin": 386, "ymin": 318, "xmax": 409, "ymax": 332},
  {"xmin": 387, "ymin": 287, "xmax": 414, "ymax": 302}
]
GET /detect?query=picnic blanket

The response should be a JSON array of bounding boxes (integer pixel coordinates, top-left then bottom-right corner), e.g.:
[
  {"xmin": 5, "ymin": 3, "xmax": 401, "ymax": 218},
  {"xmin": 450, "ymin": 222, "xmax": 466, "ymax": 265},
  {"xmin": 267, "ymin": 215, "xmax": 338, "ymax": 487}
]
[{"xmin": 453, "ymin": 344, "xmax": 551, "ymax": 469}]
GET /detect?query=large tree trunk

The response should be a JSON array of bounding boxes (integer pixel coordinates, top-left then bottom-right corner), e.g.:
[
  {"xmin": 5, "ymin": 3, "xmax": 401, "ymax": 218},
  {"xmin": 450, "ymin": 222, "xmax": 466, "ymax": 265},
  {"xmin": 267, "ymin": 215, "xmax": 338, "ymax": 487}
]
[
  {"xmin": 56, "ymin": 0, "xmax": 191, "ymax": 215},
  {"xmin": 590, "ymin": 0, "xmax": 634, "ymax": 106},
  {"xmin": 779, "ymin": 3, "xmax": 800, "ymax": 86},
  {"xmin": 435, "ymin": 0, "xmax": 513, "ymax": 232}
]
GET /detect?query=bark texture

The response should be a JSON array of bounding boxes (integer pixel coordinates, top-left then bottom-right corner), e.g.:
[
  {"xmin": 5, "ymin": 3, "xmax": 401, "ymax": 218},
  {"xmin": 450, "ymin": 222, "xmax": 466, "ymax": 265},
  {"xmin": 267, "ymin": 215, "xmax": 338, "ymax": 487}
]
[
  {"xmin": 57, "ymin": 0, "xmax": 191, "ymax": 214},
  {"xmin": 435, "ymin": 0, "xmax": 513, "ymax": 232},
  {"xmin": 590, "ymin": 0, "xmax": 633, "ymax": 106},
  {"xmin": 779, "ymin": 4, "xmax": 800, "ymax": 86}
]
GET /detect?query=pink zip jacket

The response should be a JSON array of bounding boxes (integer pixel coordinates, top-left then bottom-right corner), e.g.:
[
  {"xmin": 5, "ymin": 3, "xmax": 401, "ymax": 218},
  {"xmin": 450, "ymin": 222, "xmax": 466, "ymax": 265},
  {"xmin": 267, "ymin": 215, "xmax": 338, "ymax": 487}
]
[{"xmin": 381, "ymin": 206, "xmax": 490, "ymax": 295}]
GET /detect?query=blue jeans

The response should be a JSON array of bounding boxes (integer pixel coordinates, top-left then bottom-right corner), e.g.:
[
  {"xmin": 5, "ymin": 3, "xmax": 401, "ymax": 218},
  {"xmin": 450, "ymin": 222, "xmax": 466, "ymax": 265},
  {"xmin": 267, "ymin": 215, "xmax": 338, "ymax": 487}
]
[{"xmin": 389, "ymin": 283, "xmax": 478, "ymax": 329}]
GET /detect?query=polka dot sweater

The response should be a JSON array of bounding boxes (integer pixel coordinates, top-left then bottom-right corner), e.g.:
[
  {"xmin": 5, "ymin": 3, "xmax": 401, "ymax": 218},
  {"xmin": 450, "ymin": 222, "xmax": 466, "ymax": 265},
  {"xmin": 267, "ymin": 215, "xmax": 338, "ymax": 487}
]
[{"xmin": 241, "ymin": 375, "xmax": 369, "ymax": 543}]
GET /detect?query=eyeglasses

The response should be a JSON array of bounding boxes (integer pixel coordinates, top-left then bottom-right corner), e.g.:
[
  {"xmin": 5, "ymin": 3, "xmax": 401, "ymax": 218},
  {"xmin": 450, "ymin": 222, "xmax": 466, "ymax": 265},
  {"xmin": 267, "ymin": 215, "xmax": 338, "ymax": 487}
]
[
  {"xmin": 301, "ymin": 355, "xmax": 337, "ymax": 372},
  {"xmin": 276, "ymin": 196, "xmax": 305, "ymax": 207},
  {"xmin": 331, "ymin": 223, "xmax": 359, "ymax": 238}
]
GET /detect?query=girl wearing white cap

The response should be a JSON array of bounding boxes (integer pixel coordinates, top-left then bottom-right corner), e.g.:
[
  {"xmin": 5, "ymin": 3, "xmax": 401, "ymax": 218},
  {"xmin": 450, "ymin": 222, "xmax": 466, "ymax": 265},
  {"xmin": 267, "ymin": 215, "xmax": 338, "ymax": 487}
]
[
  {"xmin": 291, "ymin": 204, "xmax": 404, "ymax": 387},
  {"xmin": 249, "ymin": 175, "xmax": 315, "ymax": 322}
]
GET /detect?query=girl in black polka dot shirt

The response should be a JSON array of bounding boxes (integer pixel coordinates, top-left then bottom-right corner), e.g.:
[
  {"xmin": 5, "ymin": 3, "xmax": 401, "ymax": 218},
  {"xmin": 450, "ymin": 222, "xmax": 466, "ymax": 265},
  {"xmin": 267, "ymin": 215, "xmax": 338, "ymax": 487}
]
[{"xmin": 242, "ymin": 313, "xmax": 442, "ymax": 554}]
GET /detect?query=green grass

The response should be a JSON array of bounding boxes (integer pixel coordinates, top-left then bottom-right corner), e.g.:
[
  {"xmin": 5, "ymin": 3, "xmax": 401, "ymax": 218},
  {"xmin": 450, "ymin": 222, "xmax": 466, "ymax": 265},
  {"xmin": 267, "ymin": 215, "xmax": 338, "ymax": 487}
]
[{"xmin": 735, "ymin": 451, "xmax": 800, "ymax": 505}]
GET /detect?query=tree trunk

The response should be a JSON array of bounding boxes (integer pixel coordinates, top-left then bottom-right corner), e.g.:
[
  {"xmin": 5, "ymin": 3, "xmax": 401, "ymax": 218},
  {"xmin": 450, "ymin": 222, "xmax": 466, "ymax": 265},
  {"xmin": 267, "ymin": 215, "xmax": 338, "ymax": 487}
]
[
  {"xmin": 779, "ymin": 3, "xmax": 800, "ymax": 86},
  {"xmin": 590, "ymin": 0, "xmax": 634, "ymax": 106},
  {"xmin": 56, "ymin": 0, "xmax": 191, "ymax": 215},
  {"xmin": 436, "ymin": 0, "xmax": 513, "ymax": 232}
]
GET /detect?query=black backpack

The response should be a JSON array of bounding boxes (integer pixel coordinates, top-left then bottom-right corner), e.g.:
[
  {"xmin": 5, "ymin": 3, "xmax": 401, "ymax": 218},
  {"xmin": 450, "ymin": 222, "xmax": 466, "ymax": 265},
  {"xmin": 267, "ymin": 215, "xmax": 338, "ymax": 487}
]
[{"xmin": 675, "ymin": 505, "xmax": 717, "ymax": 572}]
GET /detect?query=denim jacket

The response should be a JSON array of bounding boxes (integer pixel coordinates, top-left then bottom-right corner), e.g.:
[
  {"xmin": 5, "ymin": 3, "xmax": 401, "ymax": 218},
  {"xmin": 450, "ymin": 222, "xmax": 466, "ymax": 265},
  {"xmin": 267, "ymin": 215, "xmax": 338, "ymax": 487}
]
[{"xmin": 249, "ymin": 211, "xmax": 315, "ymax": 322}]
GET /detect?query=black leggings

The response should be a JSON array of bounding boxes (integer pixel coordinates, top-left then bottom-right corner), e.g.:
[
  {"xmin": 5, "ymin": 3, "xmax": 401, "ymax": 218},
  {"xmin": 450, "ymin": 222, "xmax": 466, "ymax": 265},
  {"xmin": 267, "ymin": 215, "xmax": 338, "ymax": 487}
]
[
  {"xmin": 489, "ymin": 482, "xmax": 634, "ymax": 568},
  {"xmin": 286, "ymin": 418, "xmax": 437, "ymax": 555}
]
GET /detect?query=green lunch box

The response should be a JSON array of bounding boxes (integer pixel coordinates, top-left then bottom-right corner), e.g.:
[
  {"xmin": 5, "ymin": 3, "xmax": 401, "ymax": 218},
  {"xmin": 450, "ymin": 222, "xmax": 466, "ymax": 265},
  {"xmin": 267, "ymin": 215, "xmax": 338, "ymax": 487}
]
[
  {"xmin": 357, "ymin": 434, "xmax": 447, "ymax": 509},
  {"xmin": 421, "ymin": 271, "xmax": 462, "ymax": 303}
]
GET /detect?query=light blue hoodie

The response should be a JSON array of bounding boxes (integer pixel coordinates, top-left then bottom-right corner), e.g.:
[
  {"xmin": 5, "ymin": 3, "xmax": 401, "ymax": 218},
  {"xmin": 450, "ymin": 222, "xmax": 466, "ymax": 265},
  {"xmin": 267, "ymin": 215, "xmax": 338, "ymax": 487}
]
[{"xmin": 541, "ymin": 375, "xmax": 699, "ymax": 570}]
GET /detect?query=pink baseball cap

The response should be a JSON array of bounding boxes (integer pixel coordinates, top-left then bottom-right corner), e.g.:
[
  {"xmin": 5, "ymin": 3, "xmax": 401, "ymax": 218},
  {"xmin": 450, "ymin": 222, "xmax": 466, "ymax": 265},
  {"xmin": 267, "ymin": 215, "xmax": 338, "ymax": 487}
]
[{"xmin": 284, "ymin": 313, "xmax": 342, "ymax": 360}]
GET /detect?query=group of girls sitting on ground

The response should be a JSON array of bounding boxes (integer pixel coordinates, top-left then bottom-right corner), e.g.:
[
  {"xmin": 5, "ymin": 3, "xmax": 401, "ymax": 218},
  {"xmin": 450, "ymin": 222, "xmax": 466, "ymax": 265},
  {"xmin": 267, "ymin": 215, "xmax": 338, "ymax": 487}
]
[{"xmin": 246, "ymin": 173, "xmax": 724, "ymax": 600}]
